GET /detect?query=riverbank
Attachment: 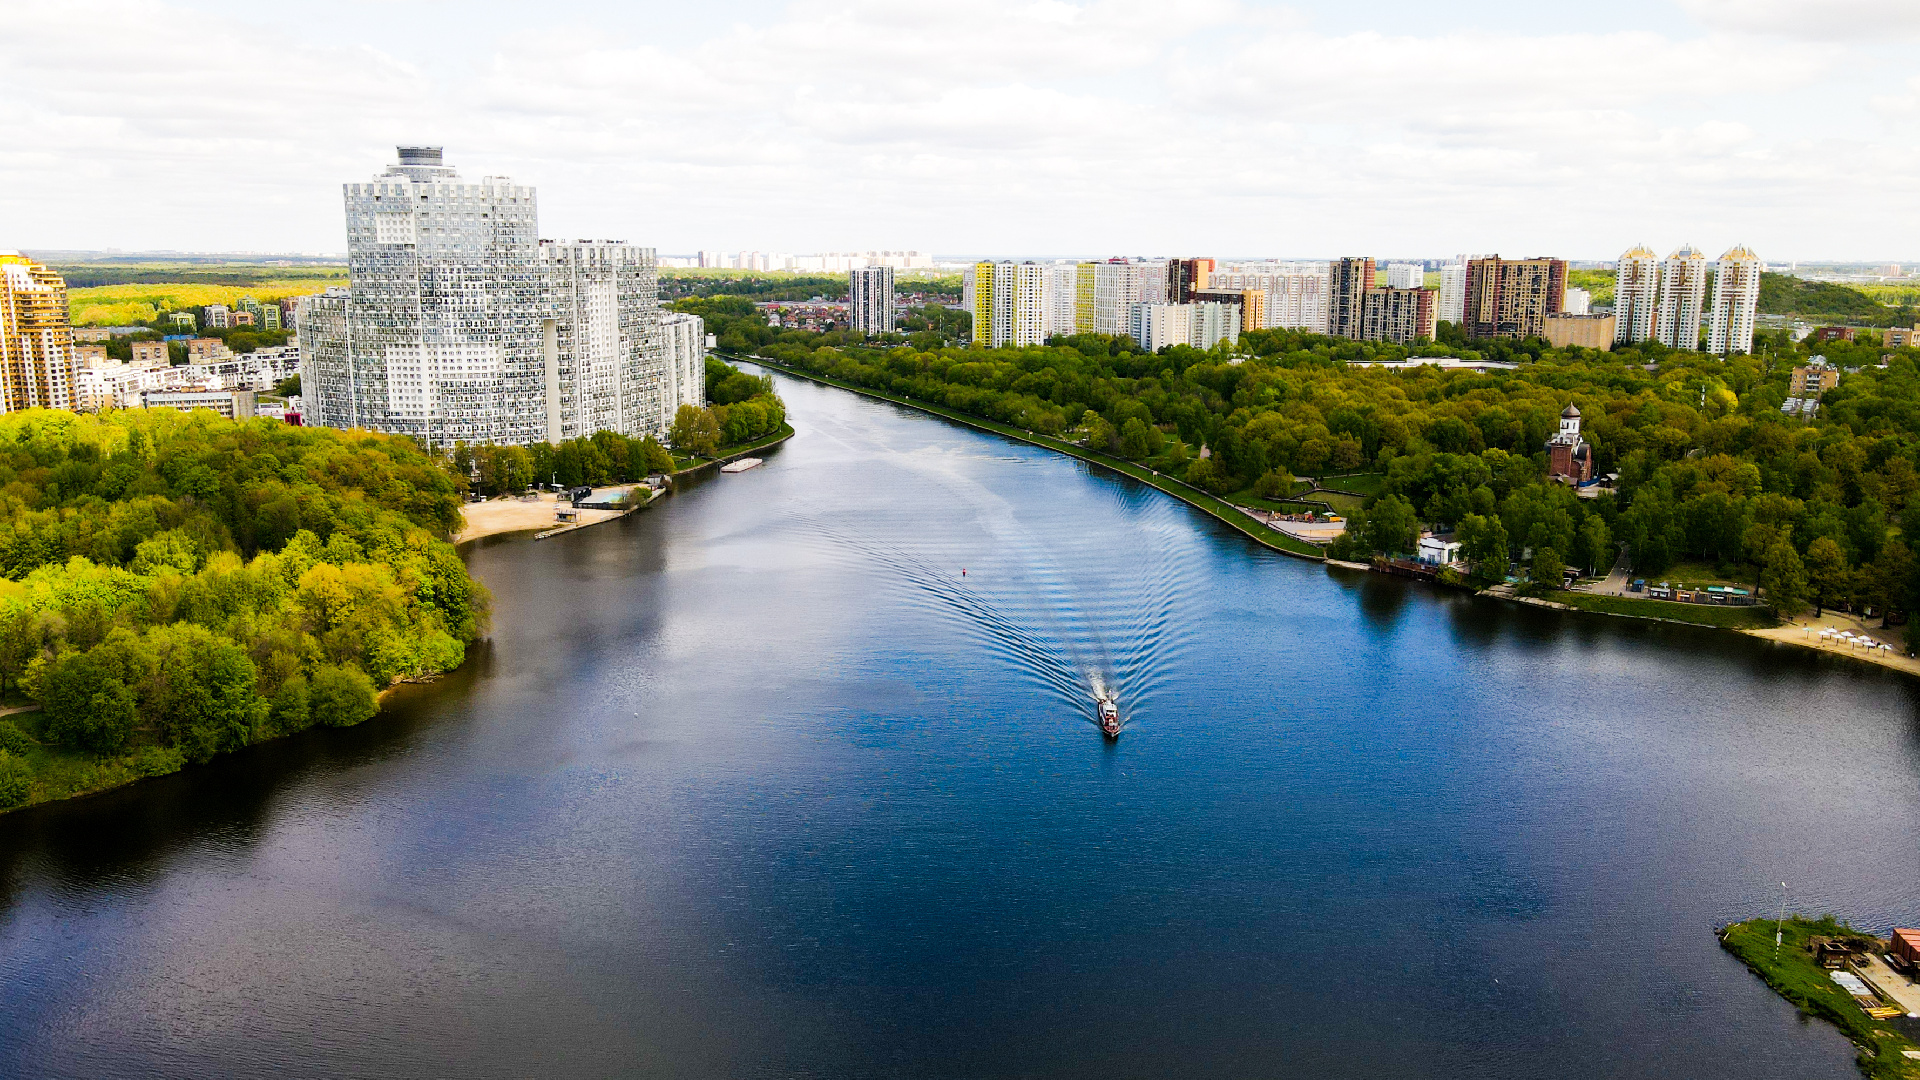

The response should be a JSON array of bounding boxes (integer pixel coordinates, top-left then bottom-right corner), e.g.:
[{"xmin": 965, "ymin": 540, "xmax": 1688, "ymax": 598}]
[
  {"xmin": 735, "ymin": 356, "xmax": 1324, "ymax": 560},
  {"xmin": 452, "ymin": 425, "xmax": 793, "ymax": 546},
  {"xmin": 1720, "ymin": 916, "xmax": 1920, "ymax": 1079},
  {"xmin": 1745, "ymin": 611, "xmax": 1920, "ymax": 679},
  {"xmin": 456, "ymin": 489, "xmax": 638, "ymax": 544},
  {"xmin": 742, "ymin": 354, "xmax": 1920, "ymax": 681},
  {"xmin": 670, "ymin": 423, "xmax": 795, "ymax": 482}
]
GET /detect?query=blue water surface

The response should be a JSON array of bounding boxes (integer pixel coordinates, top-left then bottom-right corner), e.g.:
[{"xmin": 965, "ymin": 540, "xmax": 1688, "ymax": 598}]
[{"xmin": 2, "ymin": 370, "xmax": 1915, "ymax": 1078}]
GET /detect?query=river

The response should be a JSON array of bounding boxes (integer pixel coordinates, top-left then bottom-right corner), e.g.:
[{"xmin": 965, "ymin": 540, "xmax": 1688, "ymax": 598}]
[{"xmin": 3, "ymin": 369, "xmax": 1919, "ymax": 1078}]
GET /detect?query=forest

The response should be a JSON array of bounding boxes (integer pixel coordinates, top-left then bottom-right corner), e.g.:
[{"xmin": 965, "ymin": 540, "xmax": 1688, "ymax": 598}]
[
  {"xmin": 0, "ymin": 409, "xmax": 486, "ymax": 810},
  {"xmin": 733, "ymin": 317, "xmax": 1920, "ymax": 630}
]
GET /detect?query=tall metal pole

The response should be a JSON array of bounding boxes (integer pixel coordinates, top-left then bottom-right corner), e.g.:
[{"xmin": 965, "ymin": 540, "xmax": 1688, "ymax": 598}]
[{"xmin": 1775, "ymin": 882, "xmax": 1788, "ymax": 958}]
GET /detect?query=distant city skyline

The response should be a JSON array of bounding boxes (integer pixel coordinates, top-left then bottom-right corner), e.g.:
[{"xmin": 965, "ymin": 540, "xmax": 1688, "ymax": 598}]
[{"xmin": 5, "ymin": 0, "xmax": 1918, "ymax": 258}]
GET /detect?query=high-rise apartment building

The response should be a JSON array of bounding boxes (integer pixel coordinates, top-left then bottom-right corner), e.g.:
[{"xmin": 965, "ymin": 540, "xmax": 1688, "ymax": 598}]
[
  {"xmin": 1460, "ymin": 256, "xmax": 1567, "ymax": 340},
  {"xmin": 1189, "ymin": 302, "xmax": 1241, "ymax": 350},
  {"xmin": 1361, "ymin": 288, "xmax": 1436, "ymax": 345},
  {"xmin": 1167, "ymin": 258, "xmax": 1215, "ymax": 304},
  {"xmin": 1074, "ymin": 260, "xmax": 1163, "ymax": 336},
  {"xmin": 659, "ymin": 312, "xmax": 707, "ymax": 417},
  {"xmin": 0, "ymin": 252, "xmax": 77, "ymax": 413},
  {"xmin": 1384, "ymin": 263, "xmax": 1425, "ymax": 290},
  {"xmin": 1437, "ymin": 260, "xmax": 1469, "ymax": 325},
  {"xmin": 1614, "ymin": 245, "xmax": 1660, "ymax": 345},
  {"xmin": 1129, "ymin": 303, "xmax": 1192, "ymax": 352},
  {"xmin": 1708, "ymin": 245, "xmax": 1761, "ymax": 355},
  {"xmin": 848, "ymin": 265, "xmax": 896, "ymax": 336},
  {"xmin": 298, "ymin": 147, "xmax": 697, "ymax": 444},
  {"xmin": 1210, "ymin": 263, "xmax": 1330, "ymax": 333},
  {"xmin": 1196, "ymin": 289, "xmax": 1265, "ymax": 334},
  {"xmin": 536, "ymin": 240, "xmax": 674, "ymax": 443},
  {"xmin": 1044, "ymin": 263, "xmax": 1078, "ymax": 337},
  {"xmin": 1328, "ymin": 258, "xmax": 1375, "ymax": 340},
  {"xmin": 963, "ymin": 261, "xmax": 1048, "ymax": 347},
  {"xmin": 1655, "ymin": 244, "xmax": 1709, "ymax": 350}
]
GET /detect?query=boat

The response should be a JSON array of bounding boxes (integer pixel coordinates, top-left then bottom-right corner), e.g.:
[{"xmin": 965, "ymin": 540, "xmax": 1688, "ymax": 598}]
[
  {"xmin": 719, "ymin": 457, "xmax": 763, "ymax": 473},
  {"xmin": 1098, "ymin": 695, "xmax": 1119, "ymax": 738}
]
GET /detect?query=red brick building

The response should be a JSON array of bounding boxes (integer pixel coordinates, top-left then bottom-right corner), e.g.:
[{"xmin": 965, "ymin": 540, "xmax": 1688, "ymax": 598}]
[
  {"xmin": 1461, "ymin": 256, "xmax": 1567, "ymax": 341},
  {"xmin": 1546, "ymin": 404, "xmax": 1592, "ymax": 484}
]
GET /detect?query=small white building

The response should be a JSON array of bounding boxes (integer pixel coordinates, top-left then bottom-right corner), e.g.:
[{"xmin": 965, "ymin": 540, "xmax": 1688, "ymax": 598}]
[{"xmin": 1417, "ymin": 534, "xmax": 1462, "ymax": 566}]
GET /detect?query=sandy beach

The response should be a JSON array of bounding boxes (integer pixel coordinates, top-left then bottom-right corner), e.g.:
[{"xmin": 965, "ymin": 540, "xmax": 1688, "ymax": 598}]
[
  {"xmin": 454, "ymin": 491, "xmax": 636, "ymax": 544},
  {"xmin": 1743, "ymin": 610, "xmax": 1920, "ymax": 679}
]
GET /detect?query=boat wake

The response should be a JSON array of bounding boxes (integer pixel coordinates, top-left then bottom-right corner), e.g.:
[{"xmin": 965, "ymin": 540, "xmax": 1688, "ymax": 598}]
[{"xmin": 786, "ymin": 475, "xmax": 1199, "ymax": 734}]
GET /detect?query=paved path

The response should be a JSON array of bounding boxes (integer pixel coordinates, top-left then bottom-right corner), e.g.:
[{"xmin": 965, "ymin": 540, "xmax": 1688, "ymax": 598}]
[
  {"xmin": 1856, "ymin": 952, "xmax": 1920, "ymax": 1017},
  {"xmin": 1576, "ymin": 547, "xmax": 1633, "ymax": 596}
]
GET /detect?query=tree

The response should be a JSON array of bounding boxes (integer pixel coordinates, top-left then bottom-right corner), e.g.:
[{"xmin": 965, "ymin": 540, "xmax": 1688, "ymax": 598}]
[
  {"xmin": 141, "ymin": 623, "xmax": 263, "ymax": 763},
  {"xmin": 640, "ymin": 436, "xmax": 676, "ymax": 475},
  {"xmin": 1118, "ymin": 418, "xmax": 1164, "ymax": 461},
  {"xmin": 1531, "ymin": 547, "xmax": 1564, "ymax": 593},
  {"xmin": 669, "ymin": 405, "xmax": 720, "ymax": 457},
  {"xmin": 1761, "ymin": 538, "xmax": 1809, "ymax": 617},
  {"xmin": 1361, "ymin": 494, "xmax": 1419, "ymax": 555},
  {"xmin": 1457, "ymin": 513, "xmax": 1510, "ymax": 580},
  {"xmin": 40, "ymin": 651, "xmax": 138, "ymax": 753},
  {"xmin": 131, "ymin": 529, "xmax": 198, "ymax": 575},
  {"xmin": 1081, "ymin": 410, "xmax": 1117, "ymax": 453},
  {"xmin": 0, "ymin": 609, "xmax": 46, "ymax": 697},
  {"xmin": 1183, "ymin": 455, "xmax": 1234, "ymax": 494},
  {"xmin": 0, "ymin": 750, "xmax": 29, "ymax": 808},
  {"xmin": 1252, "ymin": 468, "xmax": 1294, "ymax": 499},
  {"xmin": 1804, "ymin": 536, "xmax": 1849, "ymax": 617},
  {"xmin": 1579, "ymin": 516, "xmax": 1612, "ymax": 576},
  {"xmin": 310, "ymin": 664, "xmax": 377, "ymax": 728}
]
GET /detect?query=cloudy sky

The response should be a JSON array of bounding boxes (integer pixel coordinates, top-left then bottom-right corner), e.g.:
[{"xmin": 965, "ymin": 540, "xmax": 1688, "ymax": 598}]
[{"xmin": 3, "ymin": 0, "xmax": 1917, "ymax": 260}]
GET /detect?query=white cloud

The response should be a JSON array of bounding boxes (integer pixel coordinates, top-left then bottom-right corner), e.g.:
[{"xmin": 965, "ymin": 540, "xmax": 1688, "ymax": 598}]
[
  {"xmin": 1680, "ymin": 0, "xmax": 1920, "ymax": 39},
  {"xmin": 1, "ymin": 0, "xmax": 1917, "ymax": 258}
]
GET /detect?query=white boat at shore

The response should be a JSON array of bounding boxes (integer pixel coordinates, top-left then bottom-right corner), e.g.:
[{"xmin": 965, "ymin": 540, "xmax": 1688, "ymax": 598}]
[{"xmin": 720, "ymin": 457, "xmax": 763, "ymax": 473}]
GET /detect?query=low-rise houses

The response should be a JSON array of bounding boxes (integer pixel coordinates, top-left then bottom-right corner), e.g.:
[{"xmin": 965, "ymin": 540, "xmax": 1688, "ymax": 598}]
[{"xmin": 75, "ymin": 344, "xmax": 299, "ymax": 412}]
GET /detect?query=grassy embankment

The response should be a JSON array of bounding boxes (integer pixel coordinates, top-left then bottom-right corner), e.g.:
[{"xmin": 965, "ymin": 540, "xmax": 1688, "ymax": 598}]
[
  {"xmin": 1720, "ymin": 916, "xmax": 1920, "ymax": 1080},
  {"xmin": 1550, "ymin": 591, "xmax": 1777, "ymax": 629},
  {"xmin": 2, "ymin": 706, "xmax": 189, "ymax": 807},
  {"xmin": 668, "ymin": 423, "xmax": 797, "ymax": 474},
  {"xmin": 738, "ymin": 355, "xmax": 1325, "ymax": 559}
]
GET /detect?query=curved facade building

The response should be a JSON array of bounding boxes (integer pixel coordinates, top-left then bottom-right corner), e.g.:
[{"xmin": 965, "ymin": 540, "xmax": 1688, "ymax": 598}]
[{"xmin": 299, "ymin": 147, "xmax": 701, "ymax": 445}]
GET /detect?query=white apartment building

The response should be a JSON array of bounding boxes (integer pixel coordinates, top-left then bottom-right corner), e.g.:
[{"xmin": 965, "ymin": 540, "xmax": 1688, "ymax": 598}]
[
  {"xmin": 1385, "ymin": 263, "xmax": 1425, "ymax": 290},
  {"xmin": 848, "ymin": 265, "xmax": 896, "ymax": 336},
  {"xmin": 1076, "ymin": 260, "xmax": 1165, "ymax": 336},
  {"xmin": 1614, "ymin": 245, "xmax": 1660, "ymax": 345},
  {"xmin": 1044, "ymin": 263, "xmax": 1078, "ymax": 337},
  {"xmin": 1210, "ymin": 262, "xmax": 1329, "ymax": 332},
  {"xmin": 1656, "ymin": 244, "xmax": 1710, "ymax": 350},
  {"xmin": 1708, "ymin": 245, "xmax": 1762, "ymax": 355},
  {"xmin": 1190, "ymin": 302, "xmax": 1241, "ymax": 350},
  {"xmin": 537, "ymin": 239, "xmax": 672, "ymax": 442},
  {"xmin": 1563, "ymin": 288, "xmax": 1591, "ymax": 315},
  {"xmin": 1129, "ymin": 303, "xmax": 1191, "ymax": 352},
  {"xmin": 300, "ymin": 146, "xmax": 697, "ymax": 445},
  {"xmin": 659, "ymin": 312, "xmax": 707, "ymax": 420},
  {"xmin": 1437, "ymin": 261, "xmax": 1468, "ymax": 325},
  {"xmin": 964, "ymin": 261, "xmax": 1048, "ymax": 347}
]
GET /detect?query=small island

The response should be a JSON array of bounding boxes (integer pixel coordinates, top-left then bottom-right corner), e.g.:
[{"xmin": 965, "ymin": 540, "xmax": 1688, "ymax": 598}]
[{"xmin": 1721, "ymin": 916, "xmax": 1920, "ymax": 1079}]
